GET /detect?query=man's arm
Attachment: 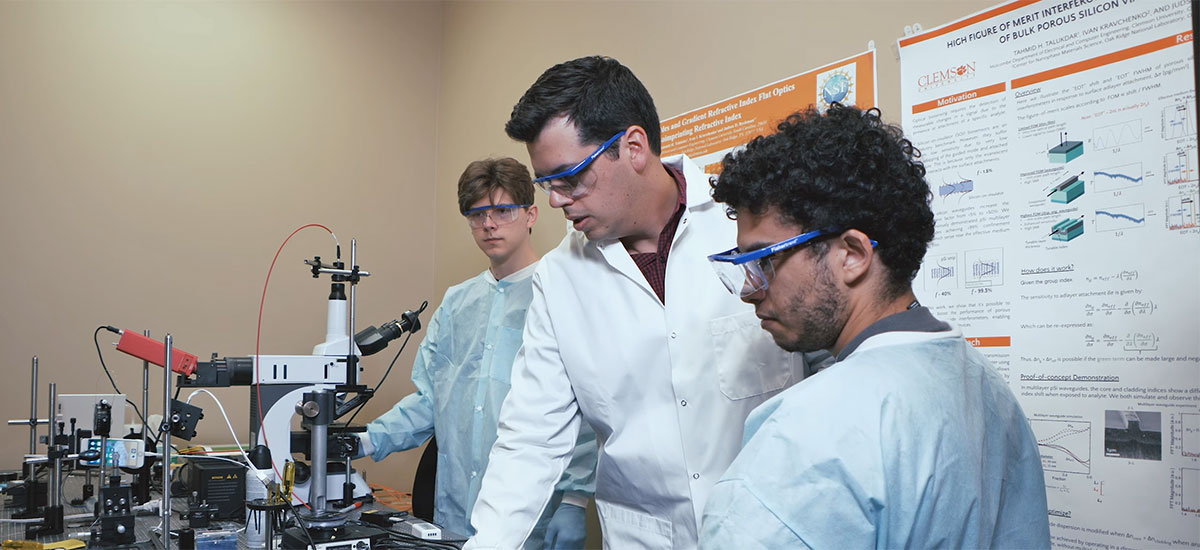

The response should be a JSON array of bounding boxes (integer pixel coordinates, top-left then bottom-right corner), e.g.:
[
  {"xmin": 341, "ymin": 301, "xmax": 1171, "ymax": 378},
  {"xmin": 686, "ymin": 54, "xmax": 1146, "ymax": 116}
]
[
  {"xmin": 466, "ymin": 272, "xmax": 583, "ymax": 549},
  {"xmin": 362, "ymin": 308, "xmax": 445, "ymax": 460}
]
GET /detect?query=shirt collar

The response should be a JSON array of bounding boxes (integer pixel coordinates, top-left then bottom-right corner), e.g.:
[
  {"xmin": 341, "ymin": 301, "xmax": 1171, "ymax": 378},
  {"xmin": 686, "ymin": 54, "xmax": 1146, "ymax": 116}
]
[{"xmin": 836, "ymin": 306, "xmax": 951, "ymax": 362}]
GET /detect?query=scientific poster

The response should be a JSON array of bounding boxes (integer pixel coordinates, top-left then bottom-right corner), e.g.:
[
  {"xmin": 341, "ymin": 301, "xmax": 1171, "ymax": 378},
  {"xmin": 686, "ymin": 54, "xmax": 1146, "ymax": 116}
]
[
  {"xmin": 899, "ymin": 0, "xmax": 1198, "ymax": 547},
  {"xmin": 661, "ymin": 49, "xmax": 876, "ymax": 173}
]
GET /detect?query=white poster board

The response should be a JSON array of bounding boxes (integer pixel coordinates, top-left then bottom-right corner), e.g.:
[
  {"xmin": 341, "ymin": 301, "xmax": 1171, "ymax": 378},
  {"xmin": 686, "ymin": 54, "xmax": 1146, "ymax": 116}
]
[{"xmin": 899, "ymin": 1, "xmax": 1198, "ymax": 547}]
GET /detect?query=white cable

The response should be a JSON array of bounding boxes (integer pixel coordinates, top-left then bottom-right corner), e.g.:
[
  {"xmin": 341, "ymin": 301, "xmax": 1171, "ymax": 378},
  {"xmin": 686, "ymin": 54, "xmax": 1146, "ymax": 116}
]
[
  {"xmin": 185, "ymin": 389, "xmax": 253, "ymax": 466},
  {"xmin": 180, "ymin": 390, "xmax": 274, "ymax": 497},
  {"xmin": 170, "ymin": 452, "xmax": 249, "ymax": 470}
]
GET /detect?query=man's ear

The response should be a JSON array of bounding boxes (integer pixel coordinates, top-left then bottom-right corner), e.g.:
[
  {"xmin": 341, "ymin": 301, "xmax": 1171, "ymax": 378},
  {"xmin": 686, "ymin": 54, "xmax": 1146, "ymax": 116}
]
[
  {"xmin": 623, "ymin": 125, "xmax": 652, "ymax": 173},
  {"xmin": 833, "ymin": 229, "xmax": 875, "ymax": 287}
]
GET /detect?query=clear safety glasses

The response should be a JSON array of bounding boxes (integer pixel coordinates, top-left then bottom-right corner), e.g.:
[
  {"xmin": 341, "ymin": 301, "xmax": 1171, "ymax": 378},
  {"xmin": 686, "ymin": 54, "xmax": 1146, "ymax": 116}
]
[
  {"xmin": 532, "ymin": 130, "xmax": 626, "ymax": 199},
  {"xmin": 464, "ymin": 203, "xmax": 531, "ymax": 229},
  {"xmin": 708, "ymin": 228, "xmax": 877, "ymax": 298}
]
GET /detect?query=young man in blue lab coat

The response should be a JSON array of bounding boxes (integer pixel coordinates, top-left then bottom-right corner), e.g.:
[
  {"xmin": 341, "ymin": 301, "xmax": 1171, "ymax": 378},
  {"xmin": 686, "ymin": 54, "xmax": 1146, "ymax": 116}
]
[
  {"xmin": 700, "ymin": 105, "xmax": 1051, "ymax": 549},
  {"xmin": 361, "ymin": 157, "xmax": 597, "ymax": 549},
  {"xmin": 465, "ymin": 57, "xmax": 827, "ymax": 549}
]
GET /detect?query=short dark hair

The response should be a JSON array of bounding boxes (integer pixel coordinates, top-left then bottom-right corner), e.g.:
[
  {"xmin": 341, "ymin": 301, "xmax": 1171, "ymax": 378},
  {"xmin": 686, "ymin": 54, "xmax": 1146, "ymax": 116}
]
[
  {"xmin": 712, "ymin": 105, "xmax": 935, "ymax": 297},
  {"xmin": 457, "ymin": 157, "xmax": 535, "ymax": 215},
  {"xmin": 506, "ymin": 56, "xmax": 661, "ymax": 155}
]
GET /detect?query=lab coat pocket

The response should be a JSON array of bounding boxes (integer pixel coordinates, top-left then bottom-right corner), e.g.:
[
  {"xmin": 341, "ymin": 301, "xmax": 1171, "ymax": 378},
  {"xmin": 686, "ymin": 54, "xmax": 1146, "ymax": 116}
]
[
  {"xmin": 709, "ymin": 311, "xmax": 794, "ymax": 400},
  {"xmin": 596, "ymin": 500, "xmax": 672, "ymax": 550}
]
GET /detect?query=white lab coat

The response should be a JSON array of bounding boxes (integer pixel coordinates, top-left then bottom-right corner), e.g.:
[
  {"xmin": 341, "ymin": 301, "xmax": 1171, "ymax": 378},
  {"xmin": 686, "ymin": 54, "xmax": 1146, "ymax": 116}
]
[{"xmin": 467, "ymin": 156, "xmax": 817, "ymax": 549}]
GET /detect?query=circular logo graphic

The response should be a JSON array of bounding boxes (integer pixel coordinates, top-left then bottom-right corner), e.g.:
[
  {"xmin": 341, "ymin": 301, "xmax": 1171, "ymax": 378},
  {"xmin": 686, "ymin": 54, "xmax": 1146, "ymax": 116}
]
[{"xmin": 821, "ymin": 73, "xmax": 851, "ymax": 105}]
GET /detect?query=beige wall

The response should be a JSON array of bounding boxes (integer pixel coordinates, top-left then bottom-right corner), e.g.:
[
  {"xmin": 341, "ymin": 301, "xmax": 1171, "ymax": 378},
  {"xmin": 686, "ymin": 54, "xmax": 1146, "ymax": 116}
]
[
  {"xmin": 0, "ymin": 1, "xmax": 442, "ymax": 490},
  {"xmin": 433, "ymin": 0, "xmax": 996, "ymax": 292},
  {"xmin": 1, "ymin": 0, "xmax": 992, "ymax": 510}
]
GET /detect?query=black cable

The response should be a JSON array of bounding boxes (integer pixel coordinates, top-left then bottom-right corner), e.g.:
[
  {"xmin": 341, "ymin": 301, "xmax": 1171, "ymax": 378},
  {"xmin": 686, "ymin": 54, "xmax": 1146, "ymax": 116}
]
[
  {"xmin": 372, "ymin": 330, "xmax": 415, "ymax": 395},
  {"xmin": 287, "ymin": 502, "xmax": 319, "ymax": 550},
  {"xmin": 93, "ymin": 326, "xmax": 149, "ymax": 429},
  {"xmin": 344, "ymin": 330, "xmax": 414, "ymax": 427}
]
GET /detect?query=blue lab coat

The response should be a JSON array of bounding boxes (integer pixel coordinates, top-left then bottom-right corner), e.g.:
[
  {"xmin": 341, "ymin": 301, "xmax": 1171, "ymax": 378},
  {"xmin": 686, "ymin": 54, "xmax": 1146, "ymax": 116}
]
[
  {"xmin": 701, "ymin": 328, "xmax": 1051, "ymax": 549},
  {"xmin": 365, "ymin": 263, "xmax": 597, "ymax": 545}
]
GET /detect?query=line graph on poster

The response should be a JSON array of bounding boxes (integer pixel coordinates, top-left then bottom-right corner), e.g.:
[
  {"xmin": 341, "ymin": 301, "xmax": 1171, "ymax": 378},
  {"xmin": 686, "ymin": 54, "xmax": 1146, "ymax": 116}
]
[
  {"xmin": 1093, "ymin": 162, "xmax": 1144, "ymax": 193},
  {"xmin": 1033, "ymin": 419, "xmax": 1092, "ymax": 475},
  {"xmin": 1095, "ymin": 203, "xmax": 1147, "ymax": 232}
]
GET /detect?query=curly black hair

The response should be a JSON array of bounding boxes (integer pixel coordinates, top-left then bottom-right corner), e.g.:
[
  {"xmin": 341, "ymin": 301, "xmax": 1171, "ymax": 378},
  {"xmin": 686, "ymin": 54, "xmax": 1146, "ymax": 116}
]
[
  {"xmin": 506, "ymin": 56, "xmax": 661, "ymax": 154},
  {"xmin": 712, "ymin": 105, "xmax": 935, "ymax": 297}
]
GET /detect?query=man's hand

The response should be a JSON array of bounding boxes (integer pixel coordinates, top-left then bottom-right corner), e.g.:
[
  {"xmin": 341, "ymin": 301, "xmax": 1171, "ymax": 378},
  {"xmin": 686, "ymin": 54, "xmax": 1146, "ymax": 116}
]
[{"xmin": 543, "ymin": 502, "xmax": 587, "ymax": 549}]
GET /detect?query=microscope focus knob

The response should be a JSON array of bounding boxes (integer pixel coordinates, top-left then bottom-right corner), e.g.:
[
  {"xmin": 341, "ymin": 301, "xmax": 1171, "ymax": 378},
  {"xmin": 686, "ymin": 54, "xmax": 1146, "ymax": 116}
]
[
  {"xmin": 297, "ymin": 400, "xmax": 320, "ymax": 418},
  {"xmin": 293, "ymin": 461, "xmax": 311, "ymax": 484}
]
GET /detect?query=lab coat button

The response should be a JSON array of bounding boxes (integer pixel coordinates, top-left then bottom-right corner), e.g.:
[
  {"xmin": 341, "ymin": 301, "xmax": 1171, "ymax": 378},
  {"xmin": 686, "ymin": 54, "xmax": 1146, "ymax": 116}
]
[
  {"xmin": 471, "ymin": 471, "xmax": 478, "ymax": 477},
  {"xmin": 485, "ymin": 343, "xmax": 493, "ymax": 350},
  {"xmin": 680, "ymin": 399, "xmax": 687, "ymax": 407},
  {"xmin": 692, "ymin": 473, "xmax": 700, "ymax": 480},
  {"xmin": 670, "ymin": 331, "xmax": 677, "ymax": 339},
  {"xmin": 498, "ymin": 288, "xmax": 505, "ymax": 293},
  {"xmin": 474, "ymin": 406, "xmax": 483, "ymax": 413}
]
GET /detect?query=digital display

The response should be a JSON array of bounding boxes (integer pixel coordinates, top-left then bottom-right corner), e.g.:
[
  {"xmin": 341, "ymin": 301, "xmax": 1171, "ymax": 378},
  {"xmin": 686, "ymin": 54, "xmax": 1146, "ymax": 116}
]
[{"xmin": 83, "ymin": 438, "xmax": 144, "ymax": 469}]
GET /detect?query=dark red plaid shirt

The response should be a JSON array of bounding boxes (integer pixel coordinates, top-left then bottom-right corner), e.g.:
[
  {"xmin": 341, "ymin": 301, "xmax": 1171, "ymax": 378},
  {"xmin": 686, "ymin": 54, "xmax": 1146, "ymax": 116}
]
[{"xmin": 630, "ymin": 164, "xmax": 687, "ymax": 304}]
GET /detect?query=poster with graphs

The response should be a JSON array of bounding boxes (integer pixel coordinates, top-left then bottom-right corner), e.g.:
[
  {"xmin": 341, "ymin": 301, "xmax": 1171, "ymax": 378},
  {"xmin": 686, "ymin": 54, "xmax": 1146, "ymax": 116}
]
[{"xmin": 899, "ymin": 0, "xmax": 1198, "ymax": 547}]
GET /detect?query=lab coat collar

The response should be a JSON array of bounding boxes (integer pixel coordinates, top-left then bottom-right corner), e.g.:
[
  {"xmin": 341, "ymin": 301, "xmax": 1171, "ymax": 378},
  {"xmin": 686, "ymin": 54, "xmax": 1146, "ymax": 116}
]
[
  {"xmin": 484, "ymin": 260, "xmax": 539, "ymax": 286},
  {"xmin": 663, "ymin": 154, "xmax": 716, "ymax": 213},
  {"xmin": 589, "ymin": 155, "xmax": 711, "ymax": 301},
  {"xmin": 589, "ymin": 154, "xmax": 711, "ymax": 250}
]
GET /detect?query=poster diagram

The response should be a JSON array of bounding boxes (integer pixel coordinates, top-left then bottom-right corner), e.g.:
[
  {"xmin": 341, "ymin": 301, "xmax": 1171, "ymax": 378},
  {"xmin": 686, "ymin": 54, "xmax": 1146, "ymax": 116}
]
[
  {"xmin": 1164, "ymin": 145, "xmax": 1198, "ymax": 185},
  {"xmin": 1094, "ymin": 204, "xmax": 1146, "ymax": 232},
  {"xmin": 1093, "ymin": 120, "xmax": 1143, "ymax": 150},
  {"xmin": 925, "ymin": 252, "xmax": 959, "ymax": 291},
  {"xmin": 964, "ymin": 247, "xmax": 1003, "ymax": 287},
  {"xmin": 1182, "ymin": 468, "xmax": 1200, "ymax": 514},
  {"xmin": 900, "ymin": 0, "xmax": 1197, "ymax": 546},
  {"xmin": 1104, "ymin": 410, "xmax": 1162, "ymax": 461},
  {"xmin": 1183, "ymin": 413, "xmax": 1200, "ymax": 459},
  {"xmin": 1163, "ymin": 102, "xmax": 1197, "ymax": 140},
  {"xmin": 939, "ymin": 176, "xmax": 976, "ymax": 201},
  {"xmin": 1166, "ymin": 194, "xmax": 1197, "ymax": 230},
  {"xmin": 1033, "ymin": 419, "xmax": 1092, "ymax": 475},
  {"xmin": 1092, "ymin": 162, "xmax": 1143, "ymax": 193}
]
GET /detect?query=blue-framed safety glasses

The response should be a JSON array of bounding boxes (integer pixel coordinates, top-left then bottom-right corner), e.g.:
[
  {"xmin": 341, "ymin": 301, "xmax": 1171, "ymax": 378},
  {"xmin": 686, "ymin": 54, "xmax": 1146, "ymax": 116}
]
[
  {"xmin": 532, "ymin": 130, "xmax": 626, "ymax": 198},
  {"xmin": 464, "ymin": 203, "xmax": 532, "ymax": 229},
  {"xmin": 707, "ymin": 227, "xmax": 877, "ymax": 297}
]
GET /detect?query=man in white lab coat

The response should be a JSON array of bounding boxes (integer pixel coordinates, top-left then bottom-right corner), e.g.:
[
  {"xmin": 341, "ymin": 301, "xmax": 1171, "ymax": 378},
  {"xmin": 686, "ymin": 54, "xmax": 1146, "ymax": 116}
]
[
  {"xmin": 700, "ymin": 105, "xmax": 1050, "ymax": 548},
  {"xmin": 465, "ymin": 56, "xmax": 825, "ymax": 549}
]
